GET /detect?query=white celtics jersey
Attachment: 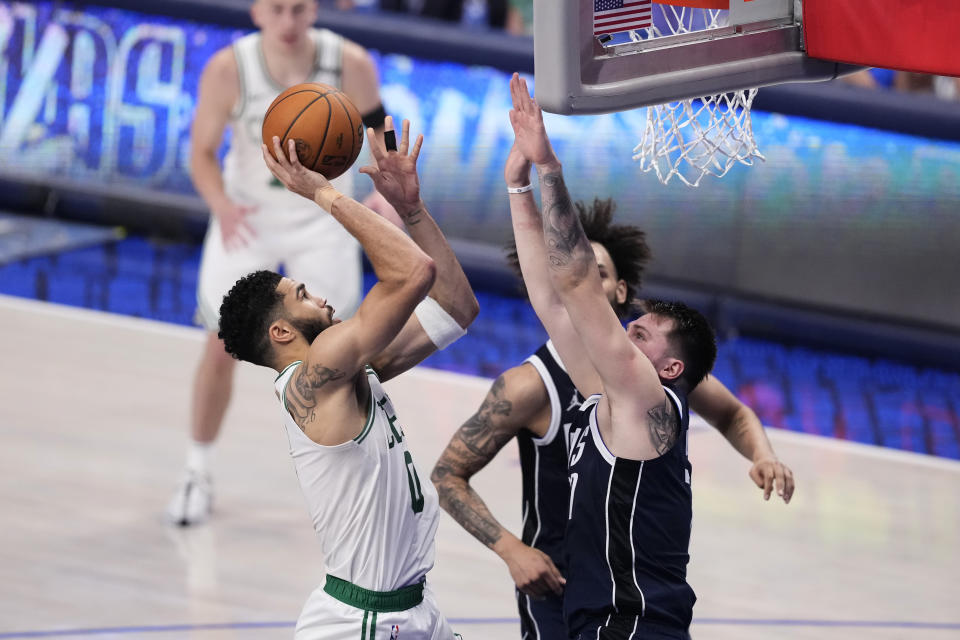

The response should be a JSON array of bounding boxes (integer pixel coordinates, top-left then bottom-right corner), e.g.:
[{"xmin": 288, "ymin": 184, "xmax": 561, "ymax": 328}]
[
  {"xmin": 223, "ymin": 29, "xmax": 355, "ymax": 217},
  {"xmin": 274, "ymin": 362, "xmax": 440, "ymax": 592}
]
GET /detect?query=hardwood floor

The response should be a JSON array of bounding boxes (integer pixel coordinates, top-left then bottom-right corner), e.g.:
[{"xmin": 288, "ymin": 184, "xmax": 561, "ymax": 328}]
[{"xmin": 1, "ymin": 295, "xmax": 957, "ymax": 639}]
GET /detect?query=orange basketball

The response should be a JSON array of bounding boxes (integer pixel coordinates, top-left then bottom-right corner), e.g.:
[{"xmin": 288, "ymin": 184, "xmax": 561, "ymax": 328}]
[{"xmin": 262, "ymin": 82, "xmax": 364, "ymax": 180}]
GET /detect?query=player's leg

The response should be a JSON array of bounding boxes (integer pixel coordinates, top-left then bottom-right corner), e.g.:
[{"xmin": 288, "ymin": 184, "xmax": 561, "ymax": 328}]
[
  {"xmin": 577, "ymin": 615, "xmax": 691, "ymax": 640},
  {"xmin": 282, "ymin": 212, "xmax": 363, "ymax": 319},
  {"xmin": 166, "ymin": 218, "xmax": 272, "ymax": 526},
  {"xmin": 517, "ymin": 590, "xmax": 566, "ymax": 640},
  {"xmin": 295, "ymin": 586, "xmax": 366, "ymax": 639}
]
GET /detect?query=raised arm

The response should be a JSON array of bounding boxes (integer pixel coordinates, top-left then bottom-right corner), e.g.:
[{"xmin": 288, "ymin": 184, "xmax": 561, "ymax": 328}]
[
  {"xmin": 364, "ymin": 118, "xmax": 479, "ymax": 381},
  {"xmin": 431, "ymin": 365, "xmax": 566, "ymax": 598},
  {"xmin": 262, "ymin": 133, "xmax": 435, "ymax": 373},
  {"xmin": 506, "ymin": 74, "xmax": 602, "ymax": 398},
  {"xmin": 689, "ymin": 375, "xmax": 795, "ymax": 503},
  {"xmin": 510, "ymin": 74, "xmax": 669, "ymax": 459}
]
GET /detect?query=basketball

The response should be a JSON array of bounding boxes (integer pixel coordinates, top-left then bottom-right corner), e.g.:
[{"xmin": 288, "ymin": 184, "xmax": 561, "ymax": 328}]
[{"xmin": 262, "ymin": 82, "xmax": 364, "ymax": 180}]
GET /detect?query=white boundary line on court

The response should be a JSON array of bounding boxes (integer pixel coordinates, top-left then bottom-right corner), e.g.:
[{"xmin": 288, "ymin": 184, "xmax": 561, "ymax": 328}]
[{"xmin": 4, "ymin": 294, "xmax": 959, "ymax": 474}]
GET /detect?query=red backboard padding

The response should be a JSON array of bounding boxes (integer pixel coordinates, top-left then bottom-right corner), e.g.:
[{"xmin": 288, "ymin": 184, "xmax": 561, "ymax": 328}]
[{"xmin": 803, "ymin": 0, "xmax": 960, "ymax": 77}]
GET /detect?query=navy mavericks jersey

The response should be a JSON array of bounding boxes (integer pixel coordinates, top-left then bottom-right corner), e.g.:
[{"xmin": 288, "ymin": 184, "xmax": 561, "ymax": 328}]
[
  {"xmin": 516, "ymin": 341, "xmax": 584, "ymax": 639},
  {"xmin": 564, "ymin": 386, "xmax": 695, "ymax": 639}
]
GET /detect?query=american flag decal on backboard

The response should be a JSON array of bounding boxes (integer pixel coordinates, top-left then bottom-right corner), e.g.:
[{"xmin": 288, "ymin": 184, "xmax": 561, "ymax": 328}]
[{"xmin": 594, "ymin": 0, "xmax": 652, "ymax": 36}]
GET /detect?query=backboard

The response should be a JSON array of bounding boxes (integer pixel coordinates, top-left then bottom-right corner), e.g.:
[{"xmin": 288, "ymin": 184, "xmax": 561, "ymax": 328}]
[{"xmin": 533, "ymin": 0, "xmax": 859, "ymax": 115}]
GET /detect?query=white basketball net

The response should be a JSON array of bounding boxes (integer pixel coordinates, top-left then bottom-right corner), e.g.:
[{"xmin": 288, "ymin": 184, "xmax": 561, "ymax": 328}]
[{"xmin": 631, "ymin": 4, "xmax": 765, "ymax": 187}]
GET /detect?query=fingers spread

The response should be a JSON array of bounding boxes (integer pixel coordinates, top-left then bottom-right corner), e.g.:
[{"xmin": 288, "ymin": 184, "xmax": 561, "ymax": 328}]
[
  {"xmin": 367, "ymin": 126, "xmax": 386, "ymax": 162},
  {"xmin": 286, "ymin": 138, "xmax": 300, "ymax": 165},
  {"xmin": 384, "ymin": 115, "xmax": 397, "ymax": 152},
  {"xmin": 410, "ymin": 133, "xmax": 424, "ymax": 163},
  {"xmin": 272, "ymin": 136, "xmax": 286, "ymax": 165},
  {"xmin": 262, "ymin": 143, "xmax": 287, "ymax": 182},
  {"xmin": 399, "ymin": 118, "xmax": 410, "ymax": 155},
  {"xmin": 261, "ymin": 143, "xmax": 275, "ymax": 168}
]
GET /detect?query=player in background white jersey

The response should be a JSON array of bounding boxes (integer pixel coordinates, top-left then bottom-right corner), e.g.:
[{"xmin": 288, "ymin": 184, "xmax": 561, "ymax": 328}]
[
  {"xmin": 217, "ymin": 119, "xmax": 477, "ymax": 638},
  {"xmin": 169, "ymin": 0, "xmax": 398, "ymax": 525}
]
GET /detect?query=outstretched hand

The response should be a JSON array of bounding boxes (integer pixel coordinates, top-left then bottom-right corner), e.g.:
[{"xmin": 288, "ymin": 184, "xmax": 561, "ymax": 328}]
[
  {"xmin": 261, "ymin": 136, "xmax": 332, "ymax": 202},
  {"xmin": 359, "ymin": 116, "xmax": 424, "ymax": 218},
  {"xmin": 508, "ymin": 73, "xmax": 558, "ymax": 168}
]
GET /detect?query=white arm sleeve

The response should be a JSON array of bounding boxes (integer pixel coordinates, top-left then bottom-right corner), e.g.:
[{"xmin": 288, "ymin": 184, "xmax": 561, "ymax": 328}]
[{"xmin": 414, "ymin": 296, "xmax": 467, "ymax": 350}]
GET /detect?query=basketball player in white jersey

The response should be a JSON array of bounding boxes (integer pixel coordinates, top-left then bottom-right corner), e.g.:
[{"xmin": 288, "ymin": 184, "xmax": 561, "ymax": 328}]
[
  {"xmin": 216, "ymin": 120, "xmax": 476, "ymax": 638},
  {"xmin": 169, "ymin": 0, "xmax": 394, "ymax": 524}
]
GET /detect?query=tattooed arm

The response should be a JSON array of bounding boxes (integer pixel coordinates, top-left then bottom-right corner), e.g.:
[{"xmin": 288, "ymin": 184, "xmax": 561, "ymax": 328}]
[
  {"xmin": 265, "ymin": 118, "xmax": 435, "ymax": 445},
  {"xmin": 431, "ymin": 365, "xmax": 566, "ymax": 598},
  {"xmin": 504, "ymin": 74, "xmax": 602, "ymax": 399},
  {"xmin": 507, "ymin": 73, "xmax": 673, "ymax": 459}
]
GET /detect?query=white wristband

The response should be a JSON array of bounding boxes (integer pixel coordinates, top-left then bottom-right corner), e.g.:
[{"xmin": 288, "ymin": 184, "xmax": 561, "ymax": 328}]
[
  {"xmin": 506, "ymin": 183, "xmax": 534, "ymax": 194},
  {"xmin": 414, "ymin": 297, "xmax": 467, "ymax": 350}
]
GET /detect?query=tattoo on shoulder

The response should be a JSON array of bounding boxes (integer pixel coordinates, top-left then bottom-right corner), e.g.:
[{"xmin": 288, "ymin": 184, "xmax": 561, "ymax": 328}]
[
  {"xmin": 285, "ymin": 364, "xmax": 347, "ymax": 429},
  {"xmin": 647, "ymin": 396, "xmax": 679, "ymax": 455}
]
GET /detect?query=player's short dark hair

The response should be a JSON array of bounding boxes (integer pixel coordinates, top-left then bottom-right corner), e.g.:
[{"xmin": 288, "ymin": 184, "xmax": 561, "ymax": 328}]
[
  {"xmin": 218, "ymin": 270, "xmax": 285, "ymax": 367},
  {"xmin": 641, "ymin": 299, "xmax": 717, "ymax": 391},
  {"xmin": 505, "ymin": 197, "xmax": 651, "ymax": 318}
]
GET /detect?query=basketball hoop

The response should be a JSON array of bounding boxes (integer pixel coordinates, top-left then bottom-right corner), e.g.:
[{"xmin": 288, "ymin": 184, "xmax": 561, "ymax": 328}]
[{"xmin": 632, "ymin": 0, "xmax": 764, "ymax": 186}]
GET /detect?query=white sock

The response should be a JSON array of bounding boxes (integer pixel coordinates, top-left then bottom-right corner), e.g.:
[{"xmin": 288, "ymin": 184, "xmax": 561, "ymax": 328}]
[{"xmin": 186, "ymin": 441, "xmax": 213, "ymax": 476}]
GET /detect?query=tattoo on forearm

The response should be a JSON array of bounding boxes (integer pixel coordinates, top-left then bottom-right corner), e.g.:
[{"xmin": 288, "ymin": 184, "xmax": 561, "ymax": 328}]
[
  {"xmin": 433, "ymin": 464, "xmax": 503, "ymax": 547},
  {"xmin": 430, "ymin": 374, "xmax": 518, "ymax": 548},
  {"xmin": 647, "ymin": 397, "xmax": 679, "ymax": 455},
  {"xmin": 539, "ymin": 171, "xmax": 591, "ymax": 277},
  {"xmin": 285, "ymin": 364, "xmax": 346, "ymax": 429},
  {"xmin": 401, "ymin": 206, "xmax": 423, "ymax": 226}
]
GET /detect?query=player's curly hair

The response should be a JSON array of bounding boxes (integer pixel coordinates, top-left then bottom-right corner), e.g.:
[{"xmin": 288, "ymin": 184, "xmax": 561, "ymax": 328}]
[
  {"xmin": 640, "ymin": 299, "xmax": 717, "ymax": 392},
  {"xmin": 218, "ymin": 270, "xmax": 285, "ymax": 367},
  {"xmin": 505, "ymin": 197, "xmax": 651, "ymax": 318}
]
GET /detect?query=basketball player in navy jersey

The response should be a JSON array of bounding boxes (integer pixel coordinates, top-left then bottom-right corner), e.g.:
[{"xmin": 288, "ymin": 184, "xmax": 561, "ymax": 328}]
[
  {"xmin": 431, "ymin": 105, "xmax": 794, "ymax": 640},
  {"xmin": 506, "ymin": 71, "xmax": 712, "ymax": 639}
]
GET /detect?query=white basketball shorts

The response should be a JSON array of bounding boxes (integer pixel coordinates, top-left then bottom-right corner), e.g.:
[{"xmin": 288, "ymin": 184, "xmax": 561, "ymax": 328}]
[
  {"xmin": 295, "ymin": 580, "xmax": 458, "ymax": 640},
  {"xmin": 196, "ymin": 208, "xmax": 362, "ymax": 331}
]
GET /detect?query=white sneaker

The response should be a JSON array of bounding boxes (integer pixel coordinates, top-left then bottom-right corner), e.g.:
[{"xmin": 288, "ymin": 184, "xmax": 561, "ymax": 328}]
[{"xmin": 166, "ymin": 471, "xmax": 213, "ymax": 526}]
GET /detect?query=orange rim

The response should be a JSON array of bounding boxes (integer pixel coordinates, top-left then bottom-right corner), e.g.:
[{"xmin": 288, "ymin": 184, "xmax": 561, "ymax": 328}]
[{"xmin": 652, "ymin": 0, "xmax": 728, "ymax": 8}]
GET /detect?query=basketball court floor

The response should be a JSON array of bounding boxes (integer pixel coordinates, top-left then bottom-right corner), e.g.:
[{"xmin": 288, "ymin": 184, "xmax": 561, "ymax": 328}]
[{"xmin": 1, "ymin": 294, "xmax": 958, "ymax": 639}]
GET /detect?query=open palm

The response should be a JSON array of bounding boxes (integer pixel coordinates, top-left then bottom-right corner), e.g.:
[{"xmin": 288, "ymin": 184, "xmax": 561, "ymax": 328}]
[
  {"xmin": 508, "ymin": 73, "xmax": 557, "ymax": 167},
  {"xmin": 360, "ymin": 117, "xmax": 423, "ymax": 213}
]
